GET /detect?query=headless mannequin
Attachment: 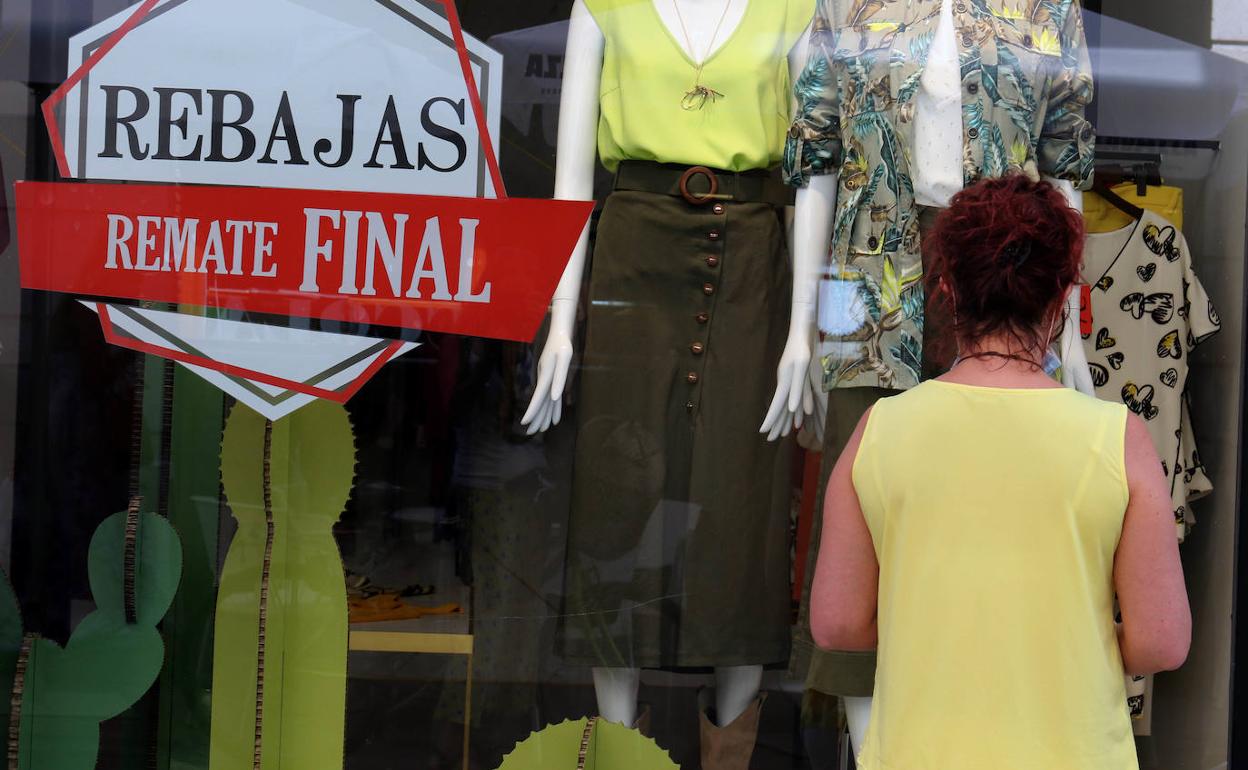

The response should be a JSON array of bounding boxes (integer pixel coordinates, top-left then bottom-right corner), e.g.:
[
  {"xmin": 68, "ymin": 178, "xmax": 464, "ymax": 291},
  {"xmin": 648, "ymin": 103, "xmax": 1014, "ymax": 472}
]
[
  {"xmin": 520, "ymin": 0, "xmax": 819, "ymax": 727},
  {"xmin": 796, "ymin": 10, "xmax": 1090, "ymax": 755}
]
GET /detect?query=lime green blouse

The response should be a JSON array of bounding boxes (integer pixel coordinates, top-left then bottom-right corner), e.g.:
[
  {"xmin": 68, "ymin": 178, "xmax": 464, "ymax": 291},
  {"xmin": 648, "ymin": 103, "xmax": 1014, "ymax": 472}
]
[{"xmin": 583, "ymin": 0, "xmax": 815, "ymax": 173}]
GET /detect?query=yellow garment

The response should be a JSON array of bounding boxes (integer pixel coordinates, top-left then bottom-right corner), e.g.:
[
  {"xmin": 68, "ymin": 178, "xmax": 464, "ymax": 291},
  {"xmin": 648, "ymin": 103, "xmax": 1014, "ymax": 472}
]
[
  {"xmin": 853, "ymin": 381, "xmax": 1137, "ymax": 770},
  {"xmin": 582, "ymin": 0, "xmax": 814, "ymax": 172},
  {"xmin": 1084, "ymin": 183, "xmax": 1184, "ymax": 232},
  {"xmin": 348, "ymin": 594, "xmax": 462, "ymax": 625}
]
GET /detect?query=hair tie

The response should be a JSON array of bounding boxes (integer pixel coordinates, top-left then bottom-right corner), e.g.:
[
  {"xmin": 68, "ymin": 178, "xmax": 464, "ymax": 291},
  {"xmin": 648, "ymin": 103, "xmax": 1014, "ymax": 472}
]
[{"xmin": 1001, "ymin": 239, "xmax": 1033, "ymax": 268}]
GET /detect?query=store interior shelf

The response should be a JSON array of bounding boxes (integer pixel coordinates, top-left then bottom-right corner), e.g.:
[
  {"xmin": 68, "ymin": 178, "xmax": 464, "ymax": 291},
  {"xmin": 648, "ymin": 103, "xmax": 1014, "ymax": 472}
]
[{"xmin": 348, "ymin": 583, "xmax": 472, "ymax": 655}]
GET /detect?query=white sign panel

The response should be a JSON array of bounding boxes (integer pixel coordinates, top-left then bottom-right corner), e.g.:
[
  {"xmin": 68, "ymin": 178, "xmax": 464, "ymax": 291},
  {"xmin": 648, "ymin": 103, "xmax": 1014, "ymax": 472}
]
[
  {"xmin": 84, "ymin": 302, "xmax": 420, "ymax": 421},
  {"xmin": 61, "ymin": 0, "xmax": 503, "ymax": 197}
]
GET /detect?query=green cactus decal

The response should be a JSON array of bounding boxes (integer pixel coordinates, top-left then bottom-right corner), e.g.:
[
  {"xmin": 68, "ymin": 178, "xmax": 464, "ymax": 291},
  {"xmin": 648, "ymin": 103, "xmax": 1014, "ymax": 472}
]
[
  {"xmin": 495, "ymin": 719, "xmax": 678, "ymax": 770},
  {"xmin": 12, "ymin": 507, "xmax": 183, "ymax": 770},
  {"xmin": 210, "ymin": 400, "xmax": 356, "ymax": 770},
  {"xmin": 0, "ymin": 572, "xmax": 22, "ymax": 755}
]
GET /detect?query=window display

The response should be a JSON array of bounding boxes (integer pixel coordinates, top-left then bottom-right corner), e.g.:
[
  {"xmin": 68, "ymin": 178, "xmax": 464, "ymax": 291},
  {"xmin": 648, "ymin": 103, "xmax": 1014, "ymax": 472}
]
[{"xmin": 0, "ymin": 0, "xmax": 1245, "ymax": 768}]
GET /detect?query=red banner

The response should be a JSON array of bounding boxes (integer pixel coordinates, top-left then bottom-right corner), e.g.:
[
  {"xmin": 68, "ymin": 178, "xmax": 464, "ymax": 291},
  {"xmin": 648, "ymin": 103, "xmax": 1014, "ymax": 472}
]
[{"xmin": 17, "ymin": 182, "xmax": 591, "ymax": 342}]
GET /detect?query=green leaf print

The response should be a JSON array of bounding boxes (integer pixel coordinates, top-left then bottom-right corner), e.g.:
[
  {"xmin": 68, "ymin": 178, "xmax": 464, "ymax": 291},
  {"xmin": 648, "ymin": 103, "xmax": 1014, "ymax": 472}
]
[
  {"xmin": 901, "ymin": 282, "xmax": 925, "ymax": 333},
  {"xmin": 795, "ymin": 56, "xmax": 832, "ymax": 117},
  {"xmin": 858, "ymin": 112, "xmax": 903, "ymax": 199},
  {"xmin": 964, "ymin": 100, "xmax": 986, "ymax": 179},
  {"xmin": 890, "ymin": 331, "xmax": 923, "ymax": 384},
  {"xmin": 996, "ymin": 46, "xmax": 1038, "ymax": 112},
  {"xmin": 960, "ymin": 46, "xmax": 983, "ymax": 82},
  {"xmin": 882, "ymin": 225, "xmax": 904, "ymax": 254},
  {"xmin": 1010, "ymin": 137, "xmax": 1030, "ymax": 168},
  {"xmin": 1002, "ymin": 100, "xmax": 1034, "ymax": 141},
  {"xmin": 880, "ymin": 255, "xmax": 901, "ymax": 315},
  {"xmin": 908, "ymin": 30, "xmax": 935, "ymax": 63},
  {"xmin": 1041, "ymin": 0, "xmax": 1065, "ymax": 26},
  {"xmin": 984, "ymin": 123, "xmax": 1007, "ymax": 176},
  {"xmin": 964, "ymin": 99, "xmax": 985, "ymax": 137},
  {"xmin": 862, "ymin": 163, "xmax": 887, "ymax": 203},
  {"xmin": 834, "ymin": 199, "xmax": 861, "ymax": 245},
  {"xmin": 1049, "ymin": 144, "xmax": 1082, "ymax": 177},
  {"xmin": 896, "ymin": 70, "xmax": 924, "ymax": 106},
  {"xmin": 899, "ymin": 167, "xmax": 915, "ymax": 197},
  {"xmin": 859, "ymin": 273, "xmax": 883, "ymax": 324}
]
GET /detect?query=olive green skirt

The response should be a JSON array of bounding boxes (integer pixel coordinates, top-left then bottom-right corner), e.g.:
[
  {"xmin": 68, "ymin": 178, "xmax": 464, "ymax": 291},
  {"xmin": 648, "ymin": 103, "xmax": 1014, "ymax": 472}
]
[{"xmin": 560, "ymin": 188, "xmax": 794, "ymax": 669}]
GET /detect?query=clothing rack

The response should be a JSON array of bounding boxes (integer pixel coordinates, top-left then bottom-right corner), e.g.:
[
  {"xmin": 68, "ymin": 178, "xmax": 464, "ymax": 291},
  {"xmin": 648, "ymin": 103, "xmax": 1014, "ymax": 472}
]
[
  {"xmin": 1091, "ymin": 151, "xmax": 1163, "ymax": 215},
  {"xmin": 1095, "ymin": 149, "xmax": 1162, "ymax": 165},
  {"xmin": 1098, "ymin": 135, "xmax": 1221, "ymax": 152}
]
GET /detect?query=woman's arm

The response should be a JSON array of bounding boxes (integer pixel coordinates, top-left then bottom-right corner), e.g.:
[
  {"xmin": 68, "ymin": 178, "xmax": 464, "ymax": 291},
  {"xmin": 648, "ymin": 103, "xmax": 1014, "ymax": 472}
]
[
  {"xmin": 1114, "ymin": 412, "xmax": 1191, "ymax": 675},
  {"xmin": 809, "ymin": 409, "xmax": 879, "ymax": 651}
]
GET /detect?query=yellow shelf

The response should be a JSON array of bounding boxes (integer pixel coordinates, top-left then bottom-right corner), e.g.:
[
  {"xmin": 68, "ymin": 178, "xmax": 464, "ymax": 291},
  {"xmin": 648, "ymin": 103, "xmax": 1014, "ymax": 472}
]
[{"xmin": 348, "ymin": 629, "xmax": 473, "ymax": 655}]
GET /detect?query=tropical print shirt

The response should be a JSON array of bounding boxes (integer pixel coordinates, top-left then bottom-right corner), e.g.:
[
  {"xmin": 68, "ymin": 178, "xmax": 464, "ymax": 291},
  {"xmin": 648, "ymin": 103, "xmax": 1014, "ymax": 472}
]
[{"xmin": 785, "ymin": 0, "xmax": 1096, "ymax": 390}]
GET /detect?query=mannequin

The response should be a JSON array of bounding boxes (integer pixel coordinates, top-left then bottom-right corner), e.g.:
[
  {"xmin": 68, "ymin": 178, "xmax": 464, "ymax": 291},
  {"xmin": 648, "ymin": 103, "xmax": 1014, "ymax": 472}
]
[
  {"xmin": 522, "ymin": 0, "xmax": 817, "ymax": 442},
  {"xmin": 520, "ymin": 0, "xmax": 819, "ymax": 730}
]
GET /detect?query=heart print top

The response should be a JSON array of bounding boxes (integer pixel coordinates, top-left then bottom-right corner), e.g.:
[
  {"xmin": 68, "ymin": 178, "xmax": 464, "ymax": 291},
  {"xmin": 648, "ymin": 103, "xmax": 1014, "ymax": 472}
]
[{"xmin": 1081, "ymin": 209, "xmax": 1220, "ymax": 541}]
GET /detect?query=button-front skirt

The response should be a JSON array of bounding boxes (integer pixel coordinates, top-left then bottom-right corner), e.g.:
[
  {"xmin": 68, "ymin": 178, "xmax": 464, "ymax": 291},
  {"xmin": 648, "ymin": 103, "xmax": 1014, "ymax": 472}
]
[{"xmin": 559, "ymin": 189, "xmax": 794, "ymax": 669}]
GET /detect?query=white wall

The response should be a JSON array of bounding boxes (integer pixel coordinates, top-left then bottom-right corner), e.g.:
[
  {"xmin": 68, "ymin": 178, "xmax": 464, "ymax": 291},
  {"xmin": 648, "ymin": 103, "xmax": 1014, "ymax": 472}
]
[
  {"xmin": 1213, "ymin": 0, "xmax": 1248, "ymax": 64},
  {"xmin": 1139, "ymin": 116, "xmax": 1246, "ymax": 770}
]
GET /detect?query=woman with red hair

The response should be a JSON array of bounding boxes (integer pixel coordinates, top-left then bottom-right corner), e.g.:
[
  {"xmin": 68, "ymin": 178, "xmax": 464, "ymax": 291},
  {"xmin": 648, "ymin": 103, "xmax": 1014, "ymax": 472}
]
[{"xmin": 810, "ymin": 175, "xmax": 1190, "ymax": 769}]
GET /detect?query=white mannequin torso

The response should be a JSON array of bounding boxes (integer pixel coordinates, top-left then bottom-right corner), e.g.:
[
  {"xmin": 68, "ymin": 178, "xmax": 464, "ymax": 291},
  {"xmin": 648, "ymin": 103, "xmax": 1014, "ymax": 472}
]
[
  {"xmin": 650, "ymin": 0, "xmax": 750, "ymax": 62},
  {"xmin": 523, "ymin": 0, "xmax": 819, "ymax": 440},
  {"xmin": 913, "ymin": 0, "xmax": 964, "ymax": 208}
]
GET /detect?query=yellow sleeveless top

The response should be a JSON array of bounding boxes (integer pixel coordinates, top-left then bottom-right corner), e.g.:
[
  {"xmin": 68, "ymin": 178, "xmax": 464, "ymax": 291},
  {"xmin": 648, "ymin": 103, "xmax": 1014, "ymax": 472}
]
[
  {"xmin": 853, "ymin": 381, "xmax": 1137, "ymax": 770},
  {"xmin": 581, "ymin": 0, "xmax": 814, "ymax": 172}
]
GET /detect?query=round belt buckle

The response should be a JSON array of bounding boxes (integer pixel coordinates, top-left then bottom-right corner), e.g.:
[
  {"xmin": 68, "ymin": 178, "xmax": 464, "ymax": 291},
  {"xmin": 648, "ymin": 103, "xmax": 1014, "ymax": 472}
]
[{"xmin": 679, "ymin": 166, "xmax": 719, "ymax": 206}]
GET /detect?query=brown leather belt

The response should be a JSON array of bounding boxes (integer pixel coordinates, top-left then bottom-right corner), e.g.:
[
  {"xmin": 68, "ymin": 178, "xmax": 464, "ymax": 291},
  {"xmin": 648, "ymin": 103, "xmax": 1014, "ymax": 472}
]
[{"xmin": 613, "ymin": 160, "xmax": 793, "ymax": 207}]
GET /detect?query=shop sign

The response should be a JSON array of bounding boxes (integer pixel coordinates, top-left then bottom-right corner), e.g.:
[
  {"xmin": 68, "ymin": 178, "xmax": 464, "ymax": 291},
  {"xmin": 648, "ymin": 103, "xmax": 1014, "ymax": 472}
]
[
  {"xmin": 54, "ymin": 0, "xmax": 504, "ymax": 198},
  {"xmin": 18, "ymin": 182, "xmax": 587, "ymax": 342},
  {"xmin": 17, "ymin": 0, "xmax": 592, "ymax": 419}
]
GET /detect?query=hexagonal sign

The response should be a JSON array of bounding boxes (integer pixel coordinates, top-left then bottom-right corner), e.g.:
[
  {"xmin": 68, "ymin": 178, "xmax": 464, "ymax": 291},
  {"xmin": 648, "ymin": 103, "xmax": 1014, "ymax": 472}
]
[{"xmin": 17, "ymin": 0, "xmax": 592, "ymax": 420}]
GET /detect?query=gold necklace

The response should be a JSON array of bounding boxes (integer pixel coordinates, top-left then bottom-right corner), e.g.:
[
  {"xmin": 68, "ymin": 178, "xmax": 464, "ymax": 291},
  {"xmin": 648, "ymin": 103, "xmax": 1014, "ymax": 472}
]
[{"xmin": 672, "ymin": 0, "xmax": 733, "ymax": 110}]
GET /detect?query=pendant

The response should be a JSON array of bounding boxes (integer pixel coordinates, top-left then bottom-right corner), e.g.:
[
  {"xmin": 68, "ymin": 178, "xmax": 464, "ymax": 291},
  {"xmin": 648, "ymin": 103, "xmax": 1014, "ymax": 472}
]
[{"xmin": 681, "ymin": 84, "xmax": 725, "ymax": 111}]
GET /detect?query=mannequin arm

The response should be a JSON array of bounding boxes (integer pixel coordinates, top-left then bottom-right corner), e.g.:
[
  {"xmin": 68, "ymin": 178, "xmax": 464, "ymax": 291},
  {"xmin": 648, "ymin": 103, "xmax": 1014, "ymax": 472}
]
[
  {"xmin": 764, "ymin": 174, "xmax": 836, "ymax": 439},
  {"xmin": 521, "ymin": 0, "xmax": 603, "ymax": 434},
  {"xmin": 1046, "ymin": 177, "xmax": 1094, "ymax": 395},
  {"xmin": 1051, "ymin": 178, "xmax": 1082, "ymax": 211},
  {"xmin": 761, "ymin": 24, "xmax": 828, "ymax": 441}
]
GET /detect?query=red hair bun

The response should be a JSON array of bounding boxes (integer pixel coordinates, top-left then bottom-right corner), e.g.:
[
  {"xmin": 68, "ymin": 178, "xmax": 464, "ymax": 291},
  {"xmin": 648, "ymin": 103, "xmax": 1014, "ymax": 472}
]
[{"xmin": 925, "ymin": 174, "xmax": 1085, "ymax": 358}]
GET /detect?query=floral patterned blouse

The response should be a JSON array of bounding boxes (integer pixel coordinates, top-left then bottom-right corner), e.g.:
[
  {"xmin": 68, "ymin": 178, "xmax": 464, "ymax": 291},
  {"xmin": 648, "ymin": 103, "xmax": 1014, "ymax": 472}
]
[{"xmin": 785, "ymin": 0, "xmax": 1096, "ymax": 390}]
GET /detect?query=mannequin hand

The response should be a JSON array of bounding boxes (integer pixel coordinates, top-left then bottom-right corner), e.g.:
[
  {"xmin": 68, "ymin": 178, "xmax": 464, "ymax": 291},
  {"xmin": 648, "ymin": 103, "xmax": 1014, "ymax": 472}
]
[
  {"xmin": 761, "ymin": 302, "xmax": 816, "ymax": 442},
  {"xmin": 521, "ymin": 299, "xmax": 576, "ymax": 435},
  {"xmin": 807, "ymin": 343, "xmax": 827, "ymax": 446}
]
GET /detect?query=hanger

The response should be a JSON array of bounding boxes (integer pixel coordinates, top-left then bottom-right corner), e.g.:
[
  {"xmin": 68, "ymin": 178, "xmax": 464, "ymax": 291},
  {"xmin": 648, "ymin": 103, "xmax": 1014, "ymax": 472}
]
[
  {"xmin": 1130, "ymin": 161, "xmax": 1162, "ymax": 196},
  {"xmin": 1091, "ymin": 164, "xmax": 1144, "ymax": 220}
]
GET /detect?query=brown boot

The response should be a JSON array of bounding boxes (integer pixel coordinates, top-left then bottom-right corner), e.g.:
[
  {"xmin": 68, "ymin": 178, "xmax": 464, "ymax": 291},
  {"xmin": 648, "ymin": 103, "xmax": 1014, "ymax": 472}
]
[
  {"xmin": 699, "ymin": 692, "xmax": 766, "ymax": 770},
  {"xmin": 632, "ymin": 703, "xmax": 652, "ymax": 737}
]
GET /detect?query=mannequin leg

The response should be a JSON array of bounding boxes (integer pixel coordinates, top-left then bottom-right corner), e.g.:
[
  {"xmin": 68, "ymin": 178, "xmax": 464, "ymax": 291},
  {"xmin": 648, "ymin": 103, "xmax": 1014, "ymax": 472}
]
[
  {"xmin": 591, "ymin": 666, "xmax": 640, "ymax": 725},
  {"xmin": 700, "ymin": 665, "xmax": 766, "ymax": 770},
  {"xmin": 844, "ymin": 695, "xmax": 873, "ymax": 760},
  {"xmin": 713, "ymin": 665, "xmax": 763, "ymax": 725}
]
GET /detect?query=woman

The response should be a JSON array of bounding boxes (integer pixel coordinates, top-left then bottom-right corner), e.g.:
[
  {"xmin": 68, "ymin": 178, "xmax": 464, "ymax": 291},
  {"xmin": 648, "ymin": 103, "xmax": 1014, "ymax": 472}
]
[{"xmin": 810, "ymin": 175, "xmax": 1190, "ymax": 769}]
